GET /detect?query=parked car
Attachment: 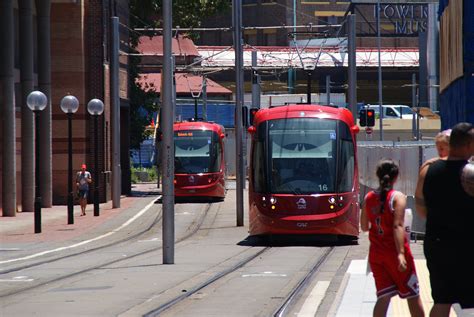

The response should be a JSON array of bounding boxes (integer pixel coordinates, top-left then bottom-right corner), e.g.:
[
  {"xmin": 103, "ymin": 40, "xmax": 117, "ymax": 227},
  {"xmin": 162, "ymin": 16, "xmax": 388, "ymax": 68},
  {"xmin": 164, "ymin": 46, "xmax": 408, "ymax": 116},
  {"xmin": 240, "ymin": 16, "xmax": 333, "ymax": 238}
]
[{"xmin": 362, "ymin": 105, "xmax": 419, "ymax": 119}]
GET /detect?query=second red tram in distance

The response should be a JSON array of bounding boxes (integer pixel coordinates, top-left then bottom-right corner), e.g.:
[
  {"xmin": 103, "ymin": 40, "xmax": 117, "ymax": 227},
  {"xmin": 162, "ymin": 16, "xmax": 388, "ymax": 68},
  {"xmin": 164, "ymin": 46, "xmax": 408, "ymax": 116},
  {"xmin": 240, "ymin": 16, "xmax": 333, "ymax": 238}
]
[
  {"xmin": 173, "ymin": 121, "xmax": 226, "ymax": 199},
  {"xmin": 248, "ymin": 104, "xmax": 360, "ymax": 239}
]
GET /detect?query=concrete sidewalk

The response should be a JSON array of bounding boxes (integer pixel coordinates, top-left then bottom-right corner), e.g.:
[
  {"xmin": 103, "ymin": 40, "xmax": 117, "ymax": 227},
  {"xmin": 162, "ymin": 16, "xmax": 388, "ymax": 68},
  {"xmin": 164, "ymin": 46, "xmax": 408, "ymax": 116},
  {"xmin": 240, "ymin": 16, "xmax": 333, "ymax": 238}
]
[
  {"xmin": 333, "ymin": 237, "xmax": 473, "ymax": 317},
  {"xmin": 0, "ymin": 182, "xmax": 160, "ymax": 244}
]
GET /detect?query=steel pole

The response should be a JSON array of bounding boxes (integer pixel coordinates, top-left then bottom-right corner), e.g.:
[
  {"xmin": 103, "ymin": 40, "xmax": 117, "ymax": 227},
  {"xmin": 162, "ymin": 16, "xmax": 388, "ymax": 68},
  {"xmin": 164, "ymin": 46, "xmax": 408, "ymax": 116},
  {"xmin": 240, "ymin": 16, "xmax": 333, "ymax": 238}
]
[
  {"xmin": 194, "ymin": 97, "xmax": 198, "ymax": 120},
  {"xmin": 326, "ymin": 74, "xmax": 331, "ymax": 105},
  {"xmin": 67, "ymin": 113, "xmax": 74, "ymax": 224},
  {"xmin": 162, "ymin": 0, "xmax": 175, "ymax": 264},
  {"xmin": 306, "ymin": 71, "xmax": 312, "ymax": 104},
  {"xmin": 377, "ymin": 0, "xmax": 384, "ymax": 141},
  {"xmin": 111, "ymin": 16, "xmax": 121, "ymax": 208},
  {"xmin": 412, "ymin": 73, "xmax": 417, "ymax": 140},
  {"xmin": 34, "ymin": 111, "xmax": 42, "ymax": 233},
  {"xmin": 233, "ymin": 0, "xmax": 244, "ymax": 226},
  {"xmin": 202, "ymin": 77, "xmax": 207, "ymax": 121},
  {"xmin": 94, "ymin": 115, "xmax": 100, "ymax": 216},
  {"xmin": 251, "ymin": 50, "xmax": 261, "ymax": 109},
  {"xmin": 348, "ymin": 14, "xmax": 357, "ymax": 123}
]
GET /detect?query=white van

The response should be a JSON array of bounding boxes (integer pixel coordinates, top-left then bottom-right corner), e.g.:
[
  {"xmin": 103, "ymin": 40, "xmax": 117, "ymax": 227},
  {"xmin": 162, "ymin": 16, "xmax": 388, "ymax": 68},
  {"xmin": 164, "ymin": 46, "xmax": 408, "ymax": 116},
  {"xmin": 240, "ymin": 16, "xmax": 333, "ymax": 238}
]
[{"xmin": 364, "ymin": 105, "xmax": 419, "ymax": 119}]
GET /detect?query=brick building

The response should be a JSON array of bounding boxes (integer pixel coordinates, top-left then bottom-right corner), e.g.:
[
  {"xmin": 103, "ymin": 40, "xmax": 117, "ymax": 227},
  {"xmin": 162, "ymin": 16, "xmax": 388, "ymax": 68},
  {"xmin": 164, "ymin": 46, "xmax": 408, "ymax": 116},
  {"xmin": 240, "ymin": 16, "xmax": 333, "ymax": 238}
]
[{"xmin": 0, "ymin": 0, "xmax": 130, "ymax": 216}]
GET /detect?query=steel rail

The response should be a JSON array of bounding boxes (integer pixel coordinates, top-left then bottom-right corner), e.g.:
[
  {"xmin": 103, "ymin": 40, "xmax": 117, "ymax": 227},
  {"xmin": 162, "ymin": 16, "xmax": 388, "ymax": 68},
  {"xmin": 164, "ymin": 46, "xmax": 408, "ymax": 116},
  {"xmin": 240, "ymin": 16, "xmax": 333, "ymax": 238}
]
[
  {"xmin": 273, "ymin": 246, "xmax": 335, "ymax": 317},
  {"xmin": 0, "ymin": 201, "xmax": 212, "ymax": 298}
]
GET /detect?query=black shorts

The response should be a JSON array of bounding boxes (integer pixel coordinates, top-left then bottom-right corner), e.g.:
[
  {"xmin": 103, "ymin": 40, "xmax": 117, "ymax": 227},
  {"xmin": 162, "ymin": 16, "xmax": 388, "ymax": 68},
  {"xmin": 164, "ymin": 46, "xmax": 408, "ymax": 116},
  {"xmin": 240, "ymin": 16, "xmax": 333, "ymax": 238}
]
[
  {"xmin": 78, "ymin": 189, "xmax": 88, "ymax": 199},
  {"xmin": 424, "ymin": 238, "xmax": 474, "ymax": 308}
]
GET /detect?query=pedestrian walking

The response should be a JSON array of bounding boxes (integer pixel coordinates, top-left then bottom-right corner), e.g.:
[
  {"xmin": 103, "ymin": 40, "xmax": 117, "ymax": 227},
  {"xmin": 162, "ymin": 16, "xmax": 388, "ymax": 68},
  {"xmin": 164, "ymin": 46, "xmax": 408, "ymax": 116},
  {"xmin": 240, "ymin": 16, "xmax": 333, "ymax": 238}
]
[
  {"xmin": 361, "ymin": 159, "xmax": 424, "ymax": 317},
  {"xmin": 76, "ymin": 163, "xmax": 92, "ymax": 216},
  {"xmin": 415, "ymin": 122, "xmax": 474, "ymax": 315}
]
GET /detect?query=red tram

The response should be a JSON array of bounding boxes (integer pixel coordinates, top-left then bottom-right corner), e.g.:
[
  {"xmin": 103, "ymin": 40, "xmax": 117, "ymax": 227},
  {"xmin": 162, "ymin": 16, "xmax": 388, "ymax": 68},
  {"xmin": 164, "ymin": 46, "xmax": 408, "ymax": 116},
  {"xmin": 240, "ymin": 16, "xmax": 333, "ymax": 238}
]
[
  {"xmin": 248, "ymin": 104, "xmax": 360, "ymax": 238},
  {"xmin": 174, "ymin": 121, "xmax": 226, "ymax": 199}
]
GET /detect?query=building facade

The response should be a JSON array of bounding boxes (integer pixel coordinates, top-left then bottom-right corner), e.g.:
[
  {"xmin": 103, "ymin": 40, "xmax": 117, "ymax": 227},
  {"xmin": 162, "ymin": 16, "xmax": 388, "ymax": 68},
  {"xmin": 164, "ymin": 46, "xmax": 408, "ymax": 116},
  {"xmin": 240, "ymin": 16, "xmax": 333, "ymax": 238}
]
[{"xmin": 0, "ymin": 0, "xmax": 130, "ymax": 216}]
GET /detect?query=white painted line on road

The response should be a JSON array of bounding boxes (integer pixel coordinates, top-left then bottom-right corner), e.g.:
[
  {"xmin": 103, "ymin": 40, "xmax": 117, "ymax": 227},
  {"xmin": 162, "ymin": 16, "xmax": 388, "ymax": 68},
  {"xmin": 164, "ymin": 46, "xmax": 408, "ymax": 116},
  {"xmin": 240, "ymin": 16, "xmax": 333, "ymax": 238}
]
[
  {"xmin": 241, "ymin": 271, "xmax": 287, "ymax": 278},
  {"xmin": 0, "ymin": 276, "xmax": 34, "ymax": 282},
  {"xmin": 137, "ymin": 238, "xmax": 161, "ymax": 242},
  {"xmin": 297, "ymin": 281, "xmax": 330, "ymax": 317},
  {"xmin": 0, "ymin": 198, "xmax": 158, "ymax": 265}
]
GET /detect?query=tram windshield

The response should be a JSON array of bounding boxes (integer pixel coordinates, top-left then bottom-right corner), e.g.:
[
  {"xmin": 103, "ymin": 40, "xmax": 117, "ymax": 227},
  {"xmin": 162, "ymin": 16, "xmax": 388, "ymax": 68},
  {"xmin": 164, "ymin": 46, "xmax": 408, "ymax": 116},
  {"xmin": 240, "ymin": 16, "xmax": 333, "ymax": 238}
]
[
  {"xmin": 174, "ymin": 130, "xmax": 221, "ymax": 174},
  {"xmin": 252, "ymin": 118, "xmax": 355, "ymax": 194}
]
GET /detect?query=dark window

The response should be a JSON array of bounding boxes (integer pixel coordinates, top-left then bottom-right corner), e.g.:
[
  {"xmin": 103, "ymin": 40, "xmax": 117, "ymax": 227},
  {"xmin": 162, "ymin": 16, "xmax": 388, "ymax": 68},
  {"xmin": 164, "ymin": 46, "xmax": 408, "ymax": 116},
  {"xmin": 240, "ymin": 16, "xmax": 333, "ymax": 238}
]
[
  {"xmin": 267, "ymin": 118, "xmax": 337, "ymax": 194},
  {"xmin": 337, "ymin": 123, "xmax": 355, "ymax": 193},
  {"xmin": 174, "ymin": 130, "xmax": 221, "ymax": 173}
]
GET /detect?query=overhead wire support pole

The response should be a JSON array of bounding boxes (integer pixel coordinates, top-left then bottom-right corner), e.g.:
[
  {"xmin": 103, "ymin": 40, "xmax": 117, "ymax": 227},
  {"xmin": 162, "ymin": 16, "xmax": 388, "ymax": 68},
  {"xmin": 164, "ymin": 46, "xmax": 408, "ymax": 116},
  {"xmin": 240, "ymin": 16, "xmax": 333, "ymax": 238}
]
[
  {"xmin": 111, "ymin": 16, "xmax": 121, "ymax": 208},
  {"xmin": 347, "ymin": 14, "xmax": 357, "ymax": 123},
  {"xmin": 376, "ymin": 0, "xmax": 384, "ymax": 141},
  {"xmin": 233, "ymin": 0, "xmax": 244, "ymax": 227},
  {"xmin": 162, "ymin": 0, "xmax": 175, "ymax": 264}
]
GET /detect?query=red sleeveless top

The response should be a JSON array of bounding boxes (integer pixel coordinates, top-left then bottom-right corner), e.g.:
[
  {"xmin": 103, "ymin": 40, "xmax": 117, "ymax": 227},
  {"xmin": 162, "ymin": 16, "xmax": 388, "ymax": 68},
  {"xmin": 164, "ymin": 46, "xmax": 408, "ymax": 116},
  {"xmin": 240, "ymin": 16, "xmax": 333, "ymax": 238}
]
[{"xmin": 364, "ymin": 189, "xmax": 409, "ymax": 256}]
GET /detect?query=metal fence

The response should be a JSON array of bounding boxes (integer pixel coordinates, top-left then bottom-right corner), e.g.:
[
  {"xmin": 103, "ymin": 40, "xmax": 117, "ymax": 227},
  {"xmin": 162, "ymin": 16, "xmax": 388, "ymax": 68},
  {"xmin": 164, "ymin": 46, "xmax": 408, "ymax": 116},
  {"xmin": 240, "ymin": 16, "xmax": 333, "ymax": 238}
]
[{"xmin": 358, "ymin": 140, "xmax": 437, "ymax": 235}]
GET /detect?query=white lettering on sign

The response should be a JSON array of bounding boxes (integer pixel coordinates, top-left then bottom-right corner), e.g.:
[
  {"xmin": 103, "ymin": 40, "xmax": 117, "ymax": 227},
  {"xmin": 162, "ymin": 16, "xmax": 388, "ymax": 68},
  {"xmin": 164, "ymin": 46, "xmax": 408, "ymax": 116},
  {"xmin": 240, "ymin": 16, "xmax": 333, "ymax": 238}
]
[{"xmin": 373, "ymin": 4, "xmax": 428, "ymax": 35}]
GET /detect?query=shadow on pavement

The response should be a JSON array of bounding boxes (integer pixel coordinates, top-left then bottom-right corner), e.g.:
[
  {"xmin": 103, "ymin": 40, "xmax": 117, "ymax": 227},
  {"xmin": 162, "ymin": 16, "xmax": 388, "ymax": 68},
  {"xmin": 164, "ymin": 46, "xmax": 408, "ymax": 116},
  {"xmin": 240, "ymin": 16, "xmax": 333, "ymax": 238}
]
[
  {"xmin": 238, "ymin": 234, "xmax": 358, "ymax": 247},
  {"xmin": 155, "ymin": 196, "xmax": 223, "ymax": 204}
]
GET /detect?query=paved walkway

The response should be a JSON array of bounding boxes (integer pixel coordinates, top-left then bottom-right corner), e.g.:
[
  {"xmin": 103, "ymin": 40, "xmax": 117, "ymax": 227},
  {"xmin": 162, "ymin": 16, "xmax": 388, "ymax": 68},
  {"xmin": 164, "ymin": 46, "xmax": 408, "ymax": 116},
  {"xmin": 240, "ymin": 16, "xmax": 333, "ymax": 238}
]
[
  {"xmin": 0, "ymin": 182, "xmax": 160, "ymax": 243},
  {"xmin": 334, "ymin": 248, "xmax": 473, "ymax": 317}
]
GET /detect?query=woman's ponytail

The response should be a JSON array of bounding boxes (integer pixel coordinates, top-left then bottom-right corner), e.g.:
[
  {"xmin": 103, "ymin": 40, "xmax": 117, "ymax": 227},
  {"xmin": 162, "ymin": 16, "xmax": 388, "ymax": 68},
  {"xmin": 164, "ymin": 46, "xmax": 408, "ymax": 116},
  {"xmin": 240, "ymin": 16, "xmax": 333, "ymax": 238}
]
[{"xmin": 375, "ymin": 160, "xmax": 399, "ymax": 213}]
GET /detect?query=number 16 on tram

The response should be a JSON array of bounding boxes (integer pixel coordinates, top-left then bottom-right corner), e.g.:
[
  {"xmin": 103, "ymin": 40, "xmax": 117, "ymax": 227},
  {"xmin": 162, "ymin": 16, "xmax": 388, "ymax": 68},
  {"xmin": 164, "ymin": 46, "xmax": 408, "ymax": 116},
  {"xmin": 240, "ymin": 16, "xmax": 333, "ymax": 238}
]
[{"xmin": 247, "ymin": 104, "xmax": 360, "ymax": 239}]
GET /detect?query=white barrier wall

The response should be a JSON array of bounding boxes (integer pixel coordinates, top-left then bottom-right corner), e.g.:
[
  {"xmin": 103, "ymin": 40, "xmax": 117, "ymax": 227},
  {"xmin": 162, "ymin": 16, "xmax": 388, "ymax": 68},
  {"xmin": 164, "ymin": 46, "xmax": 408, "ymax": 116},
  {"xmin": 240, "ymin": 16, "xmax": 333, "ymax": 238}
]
[{"xmin": 357, "ymin": 141, "xmax": 437, "ymax": 235}]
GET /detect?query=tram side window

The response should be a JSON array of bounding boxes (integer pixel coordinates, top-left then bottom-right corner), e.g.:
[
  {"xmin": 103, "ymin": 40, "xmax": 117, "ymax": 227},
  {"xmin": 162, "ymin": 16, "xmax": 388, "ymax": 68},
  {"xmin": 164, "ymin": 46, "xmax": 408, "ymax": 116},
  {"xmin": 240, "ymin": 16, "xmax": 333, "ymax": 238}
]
[
  {"xmin": 209, "ymin": 138, "xmax": 222, "ymax": 173},
  {"xmin": 338, "ymin": 139, "xmax": 355, "ymax": 192},
  {"xmin": 252, "ymin": 140, "xmax": 265, "ymax": 192}
]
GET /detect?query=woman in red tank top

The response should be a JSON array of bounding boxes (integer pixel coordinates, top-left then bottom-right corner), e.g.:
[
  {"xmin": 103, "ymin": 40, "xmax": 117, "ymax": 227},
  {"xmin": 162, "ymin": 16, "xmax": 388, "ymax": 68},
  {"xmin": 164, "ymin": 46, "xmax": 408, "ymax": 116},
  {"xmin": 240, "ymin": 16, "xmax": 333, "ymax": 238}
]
[{"xmin": 361, "ymin": 159, "xmax": 424, "ymax": 317}]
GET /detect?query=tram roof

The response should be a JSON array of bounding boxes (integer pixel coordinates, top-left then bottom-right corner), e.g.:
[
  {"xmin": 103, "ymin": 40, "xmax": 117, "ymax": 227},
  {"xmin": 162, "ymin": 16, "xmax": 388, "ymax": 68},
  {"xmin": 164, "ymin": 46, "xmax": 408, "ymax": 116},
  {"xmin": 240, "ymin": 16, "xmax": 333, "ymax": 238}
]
[
  {"xmin": 174, "ymin": 121, "xmax": 225, "ymax": 133},
  {"xmin": 253, "ymin": 104, "xmax": 356, "ymax": 127}
]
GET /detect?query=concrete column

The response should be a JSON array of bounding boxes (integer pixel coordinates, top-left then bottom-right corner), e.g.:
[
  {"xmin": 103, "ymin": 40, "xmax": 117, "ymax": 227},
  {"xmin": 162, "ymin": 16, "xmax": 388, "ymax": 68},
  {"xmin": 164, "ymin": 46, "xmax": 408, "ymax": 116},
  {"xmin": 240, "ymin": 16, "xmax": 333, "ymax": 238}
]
[
  {"xmin": 0, "ymin": 1, "xmax": 17, "ymax": 216},
  {"xmin": 19, "ymin": 0, "xmax": 35, "ymax": 213},
  {"xmin": 36, "ymin": 0, "xmax": 52, "ymax": 207}
]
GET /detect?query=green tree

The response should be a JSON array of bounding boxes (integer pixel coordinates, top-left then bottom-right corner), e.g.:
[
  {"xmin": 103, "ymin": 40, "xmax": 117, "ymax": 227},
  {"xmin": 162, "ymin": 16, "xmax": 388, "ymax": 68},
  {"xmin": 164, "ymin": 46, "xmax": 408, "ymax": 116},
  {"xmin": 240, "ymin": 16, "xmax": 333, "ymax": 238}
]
[{"xmin": 128, "ymin": 0, "xmax": 230, "ymax": 150}]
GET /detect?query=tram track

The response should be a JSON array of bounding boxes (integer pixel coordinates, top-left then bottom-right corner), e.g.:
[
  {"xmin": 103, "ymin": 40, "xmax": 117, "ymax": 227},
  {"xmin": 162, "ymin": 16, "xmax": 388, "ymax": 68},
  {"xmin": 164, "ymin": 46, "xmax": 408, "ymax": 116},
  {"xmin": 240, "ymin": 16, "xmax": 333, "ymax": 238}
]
[
  {"xmin": 273, "ymin": 246, "xmax": 335, "ymax": 317},
  {"xmin": 0, "ymin": 201, "xmax": 213, "ymax": 299},
  {"xmin": 142, "ymin": 245, "xmax": 335, "ymax": 317},
  {"xmin": 143, "ymin": 247, "xmax": 271, "ymax": 317}
]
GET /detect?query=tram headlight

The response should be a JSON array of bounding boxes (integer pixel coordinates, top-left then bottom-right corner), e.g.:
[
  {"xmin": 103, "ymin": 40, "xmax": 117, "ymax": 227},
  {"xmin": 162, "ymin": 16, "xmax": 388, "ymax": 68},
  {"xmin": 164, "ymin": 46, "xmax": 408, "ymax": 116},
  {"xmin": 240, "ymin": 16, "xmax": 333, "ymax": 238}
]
[{"xmin": 206, "ymin": 174, "xmax": 219, "ymax": 184}]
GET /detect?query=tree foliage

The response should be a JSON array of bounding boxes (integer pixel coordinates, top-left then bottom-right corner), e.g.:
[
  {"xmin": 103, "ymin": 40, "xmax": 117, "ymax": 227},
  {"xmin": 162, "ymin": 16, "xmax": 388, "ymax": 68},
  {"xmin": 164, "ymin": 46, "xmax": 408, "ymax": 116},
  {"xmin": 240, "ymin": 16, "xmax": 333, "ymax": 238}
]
[{"xmin": 128, "ymin": 0, "xmax": 230, "ymax": 150}]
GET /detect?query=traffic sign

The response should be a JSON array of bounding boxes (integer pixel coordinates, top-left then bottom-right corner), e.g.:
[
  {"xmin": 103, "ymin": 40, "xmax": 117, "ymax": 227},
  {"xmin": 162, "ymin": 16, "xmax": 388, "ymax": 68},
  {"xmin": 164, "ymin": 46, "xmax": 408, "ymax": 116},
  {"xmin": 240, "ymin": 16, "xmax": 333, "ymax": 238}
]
[{"xmin": 365, "ymin": 127, "xmax": 373, "ymax": 134}]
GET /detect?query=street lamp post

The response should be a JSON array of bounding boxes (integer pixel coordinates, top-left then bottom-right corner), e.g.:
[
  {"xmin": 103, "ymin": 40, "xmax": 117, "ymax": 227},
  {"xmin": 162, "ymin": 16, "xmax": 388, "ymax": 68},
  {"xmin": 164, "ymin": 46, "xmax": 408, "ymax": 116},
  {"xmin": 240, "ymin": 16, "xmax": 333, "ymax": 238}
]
[
  {"xmin": 60, "ymin": 95, "xmax": 80, "ymax": 224},
  {"xmin": 87, "ymin": 99, "xmax": 104, "ymax": 217},
  {"xmin": 27, "ymin": 91, "xmax": 48, "ymax": 234}
]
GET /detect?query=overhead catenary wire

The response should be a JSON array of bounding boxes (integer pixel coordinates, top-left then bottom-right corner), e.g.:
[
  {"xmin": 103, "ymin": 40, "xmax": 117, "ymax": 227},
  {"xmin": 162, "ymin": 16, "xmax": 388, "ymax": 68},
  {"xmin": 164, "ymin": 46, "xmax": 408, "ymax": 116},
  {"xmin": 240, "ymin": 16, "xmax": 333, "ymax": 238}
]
[{"xmin": 134, "ymin": 24, "xmax": 342, "ymax": 33}]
